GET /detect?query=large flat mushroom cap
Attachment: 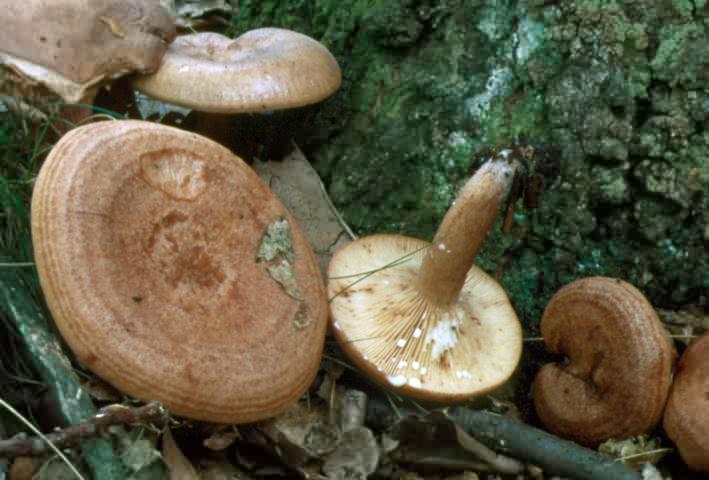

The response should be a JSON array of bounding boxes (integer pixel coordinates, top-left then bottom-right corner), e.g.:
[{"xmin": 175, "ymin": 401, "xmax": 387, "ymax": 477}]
[
  {"xmin": 327, "ymin": 234, "xmax": 522, "ymax": 402},
  {"xmin": 131, "ymin": 28, "xmax": 342, "ymax": 113},
  {"xmin": 31, "ymin": 120, "xmax": 327, "ymax": 423}
]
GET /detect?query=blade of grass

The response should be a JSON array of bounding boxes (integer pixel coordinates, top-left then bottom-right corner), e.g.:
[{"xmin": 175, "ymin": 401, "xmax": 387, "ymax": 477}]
[
  {"xmin": 327, "ymin": 241, "xmax": 432, "ymax": 301},
  {"xmin": 0, "ymin": 396, "xmax": 85, "ymax": 480}
]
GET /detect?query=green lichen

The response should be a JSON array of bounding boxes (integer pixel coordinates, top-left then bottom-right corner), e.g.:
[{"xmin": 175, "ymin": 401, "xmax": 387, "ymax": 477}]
[
  {"xmin": 256, "ymin": 218, "xmax": 313, "ymax": 329},
  {"xmin": 257, "ymin": 218, "xmax": 295, "ymax": 263},
  {"xmin": 651, "ymin": 23, "xmax": 709, "ymax": 88},
  {"xmin": 236, "ymin": 0, "xmax": 707, "ymax": 324},
  {"xmin": 591, "ymin": 164, "xmax": 629, "ymax": 205},
  {"xmin": 257, "ymin": 218, "xmax": 301, "ymax": 300}
]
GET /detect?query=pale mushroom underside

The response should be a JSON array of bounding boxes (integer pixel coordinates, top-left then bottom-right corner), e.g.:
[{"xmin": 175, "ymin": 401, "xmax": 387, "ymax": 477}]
[{"xmin": 328, "ymin": 234, "xmax": 522, "ymax": 401}]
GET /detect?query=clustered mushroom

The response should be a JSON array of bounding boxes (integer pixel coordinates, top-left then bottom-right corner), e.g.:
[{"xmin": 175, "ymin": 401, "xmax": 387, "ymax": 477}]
[
  {"xmin": 532, "ymin": 276, "xmax": 677, "ymax": 446},
  {"xmin": 327, "ymin": 150, "xmax": 523, "ymax": 401},
  {"xmin": 0, "ymin": 0, "xmax": 175, "ymax": 126},
  {"xmin": 31, "ymin": 120, "xmax": 328, "ymax": 423},
  {"xmin": 662, "ymin": 332, "xmax": 709, "ymax": 472},
  {"xmin": 17, "ymin": 6, "xmax": 702, "ymax": 474}
]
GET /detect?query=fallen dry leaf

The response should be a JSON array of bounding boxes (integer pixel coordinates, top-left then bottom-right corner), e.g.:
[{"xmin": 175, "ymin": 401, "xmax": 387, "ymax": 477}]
[
  {"xmin": 163, "ymin": 428, "xmax": 200, "ymax": 480},
  {"xmin": 253, "ymin": 146, "xmax": 354, "ymax": 274}
]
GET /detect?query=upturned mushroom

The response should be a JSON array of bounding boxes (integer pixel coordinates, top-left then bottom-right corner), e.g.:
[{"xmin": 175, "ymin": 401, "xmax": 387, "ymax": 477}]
[
  {"xmin": 327, "ymin": 150, "xmax": 523, "ymax": 402},
  {"xmin": 130, "ymin": 28, "xmax": 341, "ymax": 156},
  {"xmin": 31, "ymin": 120, "xmax": 328, "ymax": 423},
  {"xmin": 0, "ymin": 0, "xmax": 175, "ymax": 126},
  {"xmin": 532, "ymin": 276, "xmax": 676, "ymax": 446},
  {"xmin": 662, "ymin": 332, "xmax": 709, "ymax": 472}
]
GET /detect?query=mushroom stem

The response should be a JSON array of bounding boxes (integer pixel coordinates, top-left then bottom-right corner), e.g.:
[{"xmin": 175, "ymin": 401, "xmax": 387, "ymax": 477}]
[{"xmin": 417, "ymin": 152, "xmax": 518, "ymax": 307}]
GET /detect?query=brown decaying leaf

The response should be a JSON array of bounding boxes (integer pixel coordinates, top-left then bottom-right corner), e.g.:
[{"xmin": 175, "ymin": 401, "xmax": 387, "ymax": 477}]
[
  {"xmin": 203, "ymin": 429, "xmax": 239, "ymax": 452},
  {"xmin": 253, "ymin": 146, "xmax": 354, "ymax": 274},
  {"xmin": 162, "ymin": 428, "xmax": 200, "ymax": 480}
]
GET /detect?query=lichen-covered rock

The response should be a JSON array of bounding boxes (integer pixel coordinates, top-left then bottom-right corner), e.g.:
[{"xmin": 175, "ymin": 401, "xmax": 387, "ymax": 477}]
[{"xmin": 235, "ymin": 0, "xmax": 706, "ymax": 323}]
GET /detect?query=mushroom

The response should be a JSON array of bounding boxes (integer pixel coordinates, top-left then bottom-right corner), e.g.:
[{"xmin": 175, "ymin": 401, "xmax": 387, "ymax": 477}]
[
  {"xmin": 532, "ymin": 276, "xmax": 676, "ymax": 446},
  {"xmin": 0, "ymin": 0, "xmax": 175, "ymax": 127},
  {"xmin": 326, "ymin": 150, "xmax": 523, "ymax": 401},
  {"xmin": 31, "ymin": 120, "xmax": 328, "ymax": 423},
  {"xmin": 662, "ymin": 332, "xmax": 709, "ymax": 472},
  {"xmin": 130, "ymin": 28, "xmax": 341, "ymax": 156}
]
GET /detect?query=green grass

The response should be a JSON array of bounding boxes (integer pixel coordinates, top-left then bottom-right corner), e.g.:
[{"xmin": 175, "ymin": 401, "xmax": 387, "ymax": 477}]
[
  {"xmin": 0, "ymin": 106, "xmax": 131, "ymax": 479},
  {"xmin": 0, "ymin": 107, "xmax": 51, "ymax": 384},
  {"xmin": 0, "ymin": 108, "xmax": 48, "ymax": 475},
  {"xmin": 0, "ymin": 111, "xmax": 37, "ymax": 263}
]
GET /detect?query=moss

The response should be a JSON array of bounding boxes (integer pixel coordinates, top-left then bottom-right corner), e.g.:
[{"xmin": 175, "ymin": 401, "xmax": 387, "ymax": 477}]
[
  {"xmin": 361, "ymin": 1, "xmax": 426, "ymax": 48},
  {"xmin": 234, "ymin": 0, "xmax": 707, "ymax": 322},
  {"xmin": 591, "ymin": 164, "xmax": 629, "ymax": 205},
  {"xmin": 651, "ymin": 23, "xmax": 709, "ymax": 88},
  {"xmin": 257, "ymin": 218, "xmax": 304, "ymax": 300}
]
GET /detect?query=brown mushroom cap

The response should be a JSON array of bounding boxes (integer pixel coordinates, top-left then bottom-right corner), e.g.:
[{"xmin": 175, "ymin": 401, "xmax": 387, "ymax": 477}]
[
  {"xmin": 328, "ymin": 235, "xmax": 522, "ymax": 401},
  {"xmin": 532, "ymin": 276, "xmax": 676, "ymax": 446},
  {"xmin": 327, "ymin": 154, "xmax": 523, "ymax": 402},
  {"xmin": 663, "ymin": 332, "xmax": 709, "ymax": 472},
  {"xmin": 131, "ymin": 28, "xmax": 342, "ymax": 113},
  {"xmin": 1, "ymin": 0, "xmax": 175, "ymax": 103},
  {"xmin": 31, "ymin": 120, "xmax": 327, "ymax": 423}
]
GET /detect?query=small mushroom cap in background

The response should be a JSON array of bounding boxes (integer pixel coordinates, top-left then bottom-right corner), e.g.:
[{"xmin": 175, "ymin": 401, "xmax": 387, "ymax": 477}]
[
  {"xmin": 31, "ymin": 120, "xmax": 328, "ymax": 423},
  {"xmin": 131, "ymin": 28, "xmax": 342, "ymax": 113},
  {"xmin": 663, "ymin": 332, "xmax": 709, "ymax": 472},
  {"xmin": 532, "ymin": 276, "xmax": 676, "ymax": 446},
  {"xmin": 327, "ymin": 234, "xmax": 522, "ymax": 402}
]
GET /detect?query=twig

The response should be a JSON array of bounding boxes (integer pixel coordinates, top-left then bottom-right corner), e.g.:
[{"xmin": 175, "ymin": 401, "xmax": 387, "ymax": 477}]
[
  {"xmin": 365, "ymin": 397, "xmax": 641, "ymax": 480},
  {"xmin": 446, "ymin": 407, "xmax": 641, "ymax": 480},
  {"xmin": 0, "ymin": 396, "xmax": 85, "ymax": 480},
  {"xmin": 392, "ymin": 410, "xmax": 523, "ymax": 475},
  {"xmin": 0, "ymin": 401, "xmax": 167, "ymax": 458},
  {"xmin": 453, "ymin": 421, "xmax": 524, "ymax": 475}
]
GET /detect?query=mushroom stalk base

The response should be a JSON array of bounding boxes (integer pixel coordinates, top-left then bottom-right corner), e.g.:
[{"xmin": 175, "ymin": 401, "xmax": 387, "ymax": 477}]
[{"xmin": 417, "ymin": 154, "xmax": 517, "ymax": 307}]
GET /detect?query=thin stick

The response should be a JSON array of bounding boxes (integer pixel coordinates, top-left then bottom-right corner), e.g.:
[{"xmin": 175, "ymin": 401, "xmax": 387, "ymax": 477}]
[
  {"xmin": 454, "ymin": 423, "xmax": 524, "ymax": 475},
  {"xmin": 0, "ymin": 262, "xmax": 35, "ymax": 268},
  {"xmin": 0, "ymin": 397, "xmax": 85, "ymax": 479},
  {"xmin": 365, "ymin": 398, "xmax": 641, "ymax": 480},
  {"xmin": 0, "ymin": 401, "xmax": 167, "ymax": 458},
  {"xmin": 615, "ymin": 448, "xmax": 672, "ymax": 463}
]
